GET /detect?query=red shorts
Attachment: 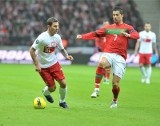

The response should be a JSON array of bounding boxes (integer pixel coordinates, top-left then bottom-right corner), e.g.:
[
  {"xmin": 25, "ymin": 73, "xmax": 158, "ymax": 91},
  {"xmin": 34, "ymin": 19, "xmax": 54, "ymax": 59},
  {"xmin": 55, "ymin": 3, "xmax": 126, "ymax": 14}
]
[
  {"xmin": 39, "ymin": 62, "xmax": 65, "ymax": 87},
  {"xmin": 139, "ymin": 53, "xmax": 152, "ymax": 65}
]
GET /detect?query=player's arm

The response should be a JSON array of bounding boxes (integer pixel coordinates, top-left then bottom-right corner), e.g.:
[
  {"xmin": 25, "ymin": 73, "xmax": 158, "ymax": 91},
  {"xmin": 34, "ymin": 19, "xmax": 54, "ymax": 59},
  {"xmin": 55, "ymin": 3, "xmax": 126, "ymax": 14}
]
[
  {"xmin": 76, "ymin": 27, "xmax": 106, "ymax": 40},
  {"xmin": 121, "ymin": 26, "xmax": 140, "ymax": 39},
  {"xmin": 29, "ymin": 47, "xmax": 41, "ymax": 72},
  {"xmin": 56, "ymin": 34, "xmax": 74, "ymax": 61},
  {"xmin": 134, "ymin": 40, "xmax": 140, "ymax": 56},
  {"xmin": 153, "ymin": 43, "xmax": 159, "ymax": 57},
  {"xmin": 60, "ymin": 49, "xmax": 74, "ymax": 61},
  {"xmin": 152, "ymin": 33, "xmax": 159, "ymax": 57}
]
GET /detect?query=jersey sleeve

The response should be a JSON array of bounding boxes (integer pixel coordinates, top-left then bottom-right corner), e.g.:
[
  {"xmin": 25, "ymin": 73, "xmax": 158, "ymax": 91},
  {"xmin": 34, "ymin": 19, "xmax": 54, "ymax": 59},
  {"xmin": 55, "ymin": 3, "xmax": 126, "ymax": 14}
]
[
  {"xmin": 32, "ymin": 35, "xmax": 43, "ymax": 50},
  {"xmin": 95, "ymin": 27, "xmax": 106, "ymax": 37},
  {"xmin": 82, "ymin": 32, "xmax": 97, "ymax": 40},
  {"xmin": 55, "ymin": 34, "xmax": 64, "ymax": 50},
  {"xmin": 82, "ymin": 27, "xmax": 106, "ymax": 40},
  {"xmin": 128, "ymin": 25, "xmax": 140, "ymax": 39}
]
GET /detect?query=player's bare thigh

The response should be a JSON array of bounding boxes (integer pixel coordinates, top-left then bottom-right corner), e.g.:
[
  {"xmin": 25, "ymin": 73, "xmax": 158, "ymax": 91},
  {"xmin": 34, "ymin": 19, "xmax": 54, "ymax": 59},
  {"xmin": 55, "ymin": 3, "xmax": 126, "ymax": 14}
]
[{"xmin": 98, "ymin": 56, "xmax": 111, "ymax": 68}]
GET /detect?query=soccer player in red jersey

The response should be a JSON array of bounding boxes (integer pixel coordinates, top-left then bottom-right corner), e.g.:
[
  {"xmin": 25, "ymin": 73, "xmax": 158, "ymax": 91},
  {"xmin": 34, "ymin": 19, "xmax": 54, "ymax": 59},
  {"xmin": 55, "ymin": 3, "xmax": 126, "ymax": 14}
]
[
  {"xmin": 78, "ymin": 20, "xmax": 111, "ymax": 98},
  {"xmin": 94, "ymin": 22, "xmax": 111, "ymax": 84},
  {"xmin": 77, "ymin": 6, "xmax": 139, "ymax": 108}
]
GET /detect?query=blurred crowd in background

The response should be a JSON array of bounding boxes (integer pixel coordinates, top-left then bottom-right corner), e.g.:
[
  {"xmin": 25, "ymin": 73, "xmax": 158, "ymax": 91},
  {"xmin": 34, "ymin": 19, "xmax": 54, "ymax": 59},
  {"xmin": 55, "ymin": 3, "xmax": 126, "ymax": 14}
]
[{"xmin": 0, "ymin": 0, "xmax": 144, "ymax": 49}]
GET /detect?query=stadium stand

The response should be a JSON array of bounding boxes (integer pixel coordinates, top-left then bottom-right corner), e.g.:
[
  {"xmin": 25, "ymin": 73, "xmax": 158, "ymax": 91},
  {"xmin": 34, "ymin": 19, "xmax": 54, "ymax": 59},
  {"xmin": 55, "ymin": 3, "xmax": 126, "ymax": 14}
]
[{"xmin": 0, "ymin": 0, "xmax": 144, "ymax": 49}]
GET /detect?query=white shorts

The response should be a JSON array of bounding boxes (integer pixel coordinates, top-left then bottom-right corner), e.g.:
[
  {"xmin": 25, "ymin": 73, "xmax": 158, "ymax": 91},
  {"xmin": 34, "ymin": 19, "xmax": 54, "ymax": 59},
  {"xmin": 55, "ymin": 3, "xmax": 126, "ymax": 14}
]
[{"xmin": 100, "ymin": 53, "xmax": 126, "ymax": 79}]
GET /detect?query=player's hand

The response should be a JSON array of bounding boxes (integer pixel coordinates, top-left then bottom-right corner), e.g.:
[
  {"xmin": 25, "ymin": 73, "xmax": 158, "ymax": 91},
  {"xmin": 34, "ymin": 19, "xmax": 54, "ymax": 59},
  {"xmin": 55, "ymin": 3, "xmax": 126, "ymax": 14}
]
[
  {"xmin": 121, "ymin": 31, "xmax": 130, "ymax": 38},
  {"xmin": 66, "ymin": 55, "xmax": 74, "ymax": 61},
  {"xmin": 35, "ymin": 64, "xmax": 41, "ymax": 72},
  {"xmin": 76, "ymin": 35, "xmax": 82, "ymax": 39}
]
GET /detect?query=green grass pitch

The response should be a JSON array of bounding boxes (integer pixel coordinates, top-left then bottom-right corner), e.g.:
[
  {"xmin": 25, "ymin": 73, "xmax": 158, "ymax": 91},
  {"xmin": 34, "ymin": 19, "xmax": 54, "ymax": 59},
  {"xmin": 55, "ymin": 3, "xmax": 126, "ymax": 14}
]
[{"xmin": 0, "ymin": 64, "xmax": 160, "ymax": 126}]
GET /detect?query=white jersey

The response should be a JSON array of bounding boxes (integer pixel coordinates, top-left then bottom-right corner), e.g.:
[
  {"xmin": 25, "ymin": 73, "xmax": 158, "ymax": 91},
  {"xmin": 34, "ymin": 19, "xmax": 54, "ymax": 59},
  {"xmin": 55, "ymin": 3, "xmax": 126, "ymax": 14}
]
[
  {"xmin": 32, "ymin": 31, "xmax": 64, "ymax": 68},
  {"xmin": 138, "ymin": 31, "xmax": 156, "ymax": 54}
]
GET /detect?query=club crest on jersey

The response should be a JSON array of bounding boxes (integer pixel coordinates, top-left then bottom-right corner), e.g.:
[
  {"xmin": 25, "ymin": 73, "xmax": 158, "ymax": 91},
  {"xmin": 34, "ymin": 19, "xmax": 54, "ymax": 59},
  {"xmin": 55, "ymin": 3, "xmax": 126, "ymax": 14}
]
[
  {"xmin": 43, "ymin": 42, "xmax": 57, "ymax": 53},
  {"xmin": 36, "ymin": 40, "xmax": 39, "ymax": 44}
]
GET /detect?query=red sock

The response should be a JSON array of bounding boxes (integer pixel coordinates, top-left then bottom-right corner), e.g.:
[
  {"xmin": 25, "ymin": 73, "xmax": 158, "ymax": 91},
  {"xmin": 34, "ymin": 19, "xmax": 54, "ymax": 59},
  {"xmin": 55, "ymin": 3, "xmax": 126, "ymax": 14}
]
[
  {"xmin": 112, "ymin": 87, "xmax": 120, "ymax": 101},
  {"xmin": 95, "ymin": 66, "xmax": 105, "ymax": 89},
  {"xmin": 95, "ymin": 66, "xmax": 105, "ymax": 84},
  {"xmin": 95, "ymin": 83, "xmax": 100, "ymax": 88},
  {"xmin": 104, "ymin": 69, "xmax": 111, "ymax": 79}
]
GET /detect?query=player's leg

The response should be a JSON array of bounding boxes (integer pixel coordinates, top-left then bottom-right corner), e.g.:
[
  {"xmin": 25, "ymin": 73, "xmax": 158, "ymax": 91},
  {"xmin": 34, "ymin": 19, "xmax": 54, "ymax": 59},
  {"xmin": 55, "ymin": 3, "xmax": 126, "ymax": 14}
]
[
  {"xmin": 139, "ymin": 54, "xmax": 147, "ymax": 83},
  {"xmin": 145, "ymin": 54, "xmax": 152, "ymax": 84},
  {"xmin": 39, "ymin": 69, "xmax": 55, "ymax": 103},
  {"xmin": 110, "ymin": 75, "xmax": 120, "ymax": 108},
  {"xmin": 52, "ymin": 62, "xmax": 68, "ymax": 108},
  {"xmin": 91, "ymin": 66, "xmax": 104, "ymax": 98},
  {"xmin": 103, "ymin": 68, "xmax": 111, "ymax": 84},
  {"xmin": 91, "ymin": 55, "xmax": 111, "ymax": 98},
  {"xmin": 110, "ymin": 54, "xmax": 126, "ymax": 108},
  {"xmin": 57, "ymin": 79, "xmax": 68, "ymax": 108}
]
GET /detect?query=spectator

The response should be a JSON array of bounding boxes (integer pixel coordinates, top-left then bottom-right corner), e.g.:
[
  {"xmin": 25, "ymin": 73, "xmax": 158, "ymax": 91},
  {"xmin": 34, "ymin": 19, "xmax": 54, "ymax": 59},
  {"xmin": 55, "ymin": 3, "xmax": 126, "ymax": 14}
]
[{"xmin": 0, "ymin": 0, "xmax": 143, "ymax": 48}]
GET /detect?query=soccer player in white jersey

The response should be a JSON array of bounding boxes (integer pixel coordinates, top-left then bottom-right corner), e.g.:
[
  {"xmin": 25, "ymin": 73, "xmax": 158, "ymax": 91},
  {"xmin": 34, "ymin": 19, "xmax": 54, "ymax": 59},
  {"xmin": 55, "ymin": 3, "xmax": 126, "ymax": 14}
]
[
  {"xmin": 30, "ymin": 17, "xmax": 73, "ymax": 108},
  {"xmin": 134, "ymin": 22, "xmax": 158, "ymax": 84}
]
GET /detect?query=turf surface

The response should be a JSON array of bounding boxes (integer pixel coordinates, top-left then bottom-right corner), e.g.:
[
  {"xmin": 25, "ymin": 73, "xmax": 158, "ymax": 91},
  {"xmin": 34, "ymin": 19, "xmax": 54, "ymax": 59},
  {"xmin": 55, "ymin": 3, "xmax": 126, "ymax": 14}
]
[{"xmin": 0, "ymin": 64, "xmax": 159, "ymax": 126}]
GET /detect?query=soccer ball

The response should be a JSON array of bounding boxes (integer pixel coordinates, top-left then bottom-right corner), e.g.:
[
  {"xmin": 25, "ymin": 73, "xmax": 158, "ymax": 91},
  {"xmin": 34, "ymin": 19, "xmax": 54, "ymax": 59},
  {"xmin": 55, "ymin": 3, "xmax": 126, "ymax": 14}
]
[{"xmin": 33, "ymin": 97, "xmax": 46, "ymax": 109}]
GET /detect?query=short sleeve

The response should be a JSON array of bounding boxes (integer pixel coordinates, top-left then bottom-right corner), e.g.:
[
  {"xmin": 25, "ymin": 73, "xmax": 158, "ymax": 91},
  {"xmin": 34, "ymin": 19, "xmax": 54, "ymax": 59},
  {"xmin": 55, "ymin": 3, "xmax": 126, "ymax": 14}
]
[
  {"xmin": 32, "ymin": 35, "xmax": 43, "ymax": 50},
  {"xmin": 54, "ymin": 34, "xmax": 64, "ymax": 50}
]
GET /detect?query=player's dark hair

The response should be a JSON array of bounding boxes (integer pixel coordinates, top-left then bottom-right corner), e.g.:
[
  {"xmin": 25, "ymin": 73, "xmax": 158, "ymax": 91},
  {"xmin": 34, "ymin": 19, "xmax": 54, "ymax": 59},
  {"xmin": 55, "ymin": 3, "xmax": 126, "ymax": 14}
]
[
  {"xmin": 47, "ymin": 17, "xmax": 58, "ymax": 26},
  {"xmin": 112, "ymin": 6, "xmax": 124, "ymax": 14}
]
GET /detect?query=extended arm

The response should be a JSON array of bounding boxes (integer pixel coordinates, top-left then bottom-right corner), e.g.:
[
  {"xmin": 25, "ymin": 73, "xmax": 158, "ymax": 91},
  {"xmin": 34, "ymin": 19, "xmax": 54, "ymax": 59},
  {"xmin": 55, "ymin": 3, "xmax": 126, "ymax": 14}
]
[
  {"xmin": 77, "ymin": 32, "xmax": 97, "ymax": 40},
  {"xmin": 77, "ymin": 27, "xmax": 105, "ymax": 40},
  {"xmin": 61, "ymin": 49, "xmax": 74, "ymax": 61}
]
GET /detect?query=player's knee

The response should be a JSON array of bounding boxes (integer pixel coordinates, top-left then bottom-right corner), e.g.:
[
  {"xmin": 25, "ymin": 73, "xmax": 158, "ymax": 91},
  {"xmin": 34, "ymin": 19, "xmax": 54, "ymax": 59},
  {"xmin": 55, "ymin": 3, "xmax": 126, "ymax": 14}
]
[
  {"xmin": 98, "ymin": 59, "xmax": 106, "ymax": 67},
  {"xmin": 58, "ymin": 79, "xmax": 67, "ymax": 88},
  {"xmin": 48, "ymin": 86, "xmax": 56, "ymax": 92},
  {"xmin": 112, "ymin": 82, "xmax": 119, "ymax": 89},
  {"xmin": 60, "ymin": 83, "xmax": 66, "ymax": 88},
  {"xmin": 112, "ymin": 80, "xmax": 120, "ymax": 88}
]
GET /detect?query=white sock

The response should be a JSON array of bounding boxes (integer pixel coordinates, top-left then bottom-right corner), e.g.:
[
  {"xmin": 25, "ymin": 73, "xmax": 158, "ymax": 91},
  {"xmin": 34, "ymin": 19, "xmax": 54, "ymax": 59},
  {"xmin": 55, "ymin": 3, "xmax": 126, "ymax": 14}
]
[
  {"xmin": 140, "ymin": 66, "xmax": 147, "ymax": 78},
  {"xmin": 59, "ymin": 87, "xmax": 67, "ymax": 103},
  {"xmin": 94, "ymin": 88, "xmax": 99, "ymax": 91},
  {"xmin": 146, "ymin": 66, "xmax": 152, "ymax": 79},
  {"xmin": 42, "ymin": 86, "xmax": 50, "ymax": 96}
]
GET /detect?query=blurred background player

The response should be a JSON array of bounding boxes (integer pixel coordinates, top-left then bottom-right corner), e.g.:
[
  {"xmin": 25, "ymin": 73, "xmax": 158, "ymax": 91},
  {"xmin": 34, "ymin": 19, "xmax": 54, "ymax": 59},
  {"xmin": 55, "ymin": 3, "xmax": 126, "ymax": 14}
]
[
  {"xmin": 134, "ymin": 22, "xmax": 158, "ymax": 84},
  {"xmin": 30, "ymin": 17, "xmax": 73, "ymax": 109},
  {"xmin": 78, "ymin": 20, "xmax": 111, "ymax": 98},
  {"xmin": 94, "ymin": 20, "xmax": 111, "ymax": 84},
  {"xmin": 77, "ymin": 6, "xmax": 139, "ymax": 108}
]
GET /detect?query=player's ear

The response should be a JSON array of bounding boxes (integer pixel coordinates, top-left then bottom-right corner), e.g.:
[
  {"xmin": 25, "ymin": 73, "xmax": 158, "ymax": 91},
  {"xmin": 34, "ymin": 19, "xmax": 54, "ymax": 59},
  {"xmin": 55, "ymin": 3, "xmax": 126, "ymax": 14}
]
[{"xmin": 47, "ymin": 25, "xmax": 50, "ymax": 29}]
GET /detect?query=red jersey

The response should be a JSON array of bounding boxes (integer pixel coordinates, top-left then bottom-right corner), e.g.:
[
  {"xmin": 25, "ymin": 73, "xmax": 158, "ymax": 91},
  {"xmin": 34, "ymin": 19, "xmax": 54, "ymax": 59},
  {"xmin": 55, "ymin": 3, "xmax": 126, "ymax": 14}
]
[{"xmin": 82, "ymin": 23, "xmax": 139, "ymax": 60}]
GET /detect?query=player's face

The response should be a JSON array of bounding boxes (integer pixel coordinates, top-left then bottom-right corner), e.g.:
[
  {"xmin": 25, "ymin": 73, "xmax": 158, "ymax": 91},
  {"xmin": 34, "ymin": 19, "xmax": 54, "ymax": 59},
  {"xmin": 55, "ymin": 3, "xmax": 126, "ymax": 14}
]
[
  {"xmin": 144, "ymin": 24, "xmax": 151, "ymax": 32},
  {"xmin": 113, "ymin": 11, "xmax": 123, "ymax": 24},
  {"xmin": 48, "ymin": 22, "xmax": 59, "ymax": 35}
]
